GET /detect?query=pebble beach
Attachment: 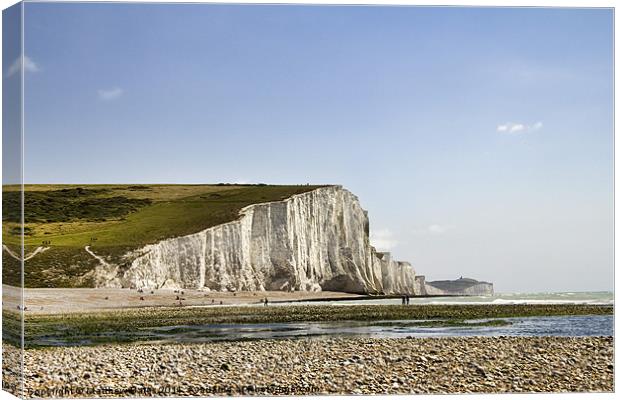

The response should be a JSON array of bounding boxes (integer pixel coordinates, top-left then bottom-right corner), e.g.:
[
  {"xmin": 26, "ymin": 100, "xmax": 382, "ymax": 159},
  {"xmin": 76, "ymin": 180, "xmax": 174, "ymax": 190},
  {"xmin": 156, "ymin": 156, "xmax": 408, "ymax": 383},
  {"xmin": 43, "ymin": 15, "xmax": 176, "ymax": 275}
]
[{"xmin": 3, "ymin": 336, "xmax": 613, "ymax": 397}]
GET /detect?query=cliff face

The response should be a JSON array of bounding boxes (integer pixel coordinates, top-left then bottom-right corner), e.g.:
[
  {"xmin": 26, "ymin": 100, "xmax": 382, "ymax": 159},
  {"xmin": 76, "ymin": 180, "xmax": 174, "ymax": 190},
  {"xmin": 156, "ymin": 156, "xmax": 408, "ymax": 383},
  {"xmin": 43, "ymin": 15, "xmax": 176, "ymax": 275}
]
[
  {"xmin": 419, "ymin": 277, "xmax": 494, "ymax": 296},
  {"xmin": 103, "ymin": 186, "xmax": 418, "ymax": 294}
]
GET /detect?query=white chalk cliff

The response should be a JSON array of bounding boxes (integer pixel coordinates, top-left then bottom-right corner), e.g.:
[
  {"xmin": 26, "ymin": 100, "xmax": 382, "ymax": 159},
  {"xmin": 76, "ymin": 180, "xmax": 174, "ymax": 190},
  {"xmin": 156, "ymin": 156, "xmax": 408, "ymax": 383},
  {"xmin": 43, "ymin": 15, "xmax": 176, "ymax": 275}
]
[
  {"xmin": 421, "ymin": 277, "xmax": 494, "ymax": 296},
  {"xmin": 99, "ymin": 186, "xmax": 419, "ymax": 294}
]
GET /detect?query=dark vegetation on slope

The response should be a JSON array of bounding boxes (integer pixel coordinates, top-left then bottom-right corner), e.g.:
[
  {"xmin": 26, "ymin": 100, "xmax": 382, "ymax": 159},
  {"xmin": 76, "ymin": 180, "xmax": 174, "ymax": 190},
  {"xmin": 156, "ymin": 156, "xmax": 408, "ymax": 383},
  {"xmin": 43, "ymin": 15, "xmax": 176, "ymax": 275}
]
[{"xmin": 3, "ymin": 188, "xmax": 152, "ymax": 224}]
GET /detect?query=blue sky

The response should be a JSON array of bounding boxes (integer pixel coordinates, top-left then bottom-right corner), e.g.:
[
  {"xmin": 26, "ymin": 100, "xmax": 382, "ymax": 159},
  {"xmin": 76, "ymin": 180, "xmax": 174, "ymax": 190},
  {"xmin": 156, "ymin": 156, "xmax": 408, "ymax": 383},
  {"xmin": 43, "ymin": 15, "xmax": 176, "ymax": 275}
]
[{"xmin": 14, "ymin": 3, "xmax": 613, "ymax": 292}]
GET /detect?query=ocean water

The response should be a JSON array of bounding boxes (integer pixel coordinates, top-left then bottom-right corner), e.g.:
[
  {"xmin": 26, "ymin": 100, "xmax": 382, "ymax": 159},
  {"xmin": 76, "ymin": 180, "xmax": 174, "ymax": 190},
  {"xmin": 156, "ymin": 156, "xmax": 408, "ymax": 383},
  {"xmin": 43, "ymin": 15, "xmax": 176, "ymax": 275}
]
[{"xmin": 280, "ymin": 291, "xmax": 614, "ymax": 306}]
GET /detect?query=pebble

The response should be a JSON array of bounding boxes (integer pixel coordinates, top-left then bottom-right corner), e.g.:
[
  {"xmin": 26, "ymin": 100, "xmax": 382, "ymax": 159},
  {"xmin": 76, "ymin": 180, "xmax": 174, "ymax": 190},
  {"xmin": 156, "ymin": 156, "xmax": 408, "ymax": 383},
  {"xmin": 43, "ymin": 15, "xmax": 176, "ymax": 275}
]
[{"xmin": 2, "ymin": 336, "xmax": 613, "ymax": 397}]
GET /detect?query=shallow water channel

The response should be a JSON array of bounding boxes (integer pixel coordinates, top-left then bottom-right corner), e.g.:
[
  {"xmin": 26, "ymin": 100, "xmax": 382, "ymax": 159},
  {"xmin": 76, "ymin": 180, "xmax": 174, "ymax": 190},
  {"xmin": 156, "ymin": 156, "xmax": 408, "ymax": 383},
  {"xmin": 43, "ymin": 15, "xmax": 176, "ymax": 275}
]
[{"xmin": 31, "ymin": 314, "xmax": 612, "ymax": 347}]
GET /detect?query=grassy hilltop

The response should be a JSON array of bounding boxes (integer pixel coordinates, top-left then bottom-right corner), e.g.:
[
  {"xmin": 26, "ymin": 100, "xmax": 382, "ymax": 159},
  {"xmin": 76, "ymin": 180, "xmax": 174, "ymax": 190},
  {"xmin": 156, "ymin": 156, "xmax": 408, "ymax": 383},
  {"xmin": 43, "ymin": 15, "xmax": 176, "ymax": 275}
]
[{"xmin": 2, "ymin": 184, "xmax": 325, "ymax": 287}]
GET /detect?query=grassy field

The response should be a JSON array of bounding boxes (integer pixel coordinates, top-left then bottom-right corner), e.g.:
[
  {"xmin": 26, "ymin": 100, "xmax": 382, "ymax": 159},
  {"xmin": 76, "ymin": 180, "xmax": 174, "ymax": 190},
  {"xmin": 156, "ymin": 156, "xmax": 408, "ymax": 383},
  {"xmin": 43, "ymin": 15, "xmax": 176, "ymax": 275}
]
[
  {"xmin": 2, "ymin": 184, "xmax": 326, "ymax": 287},
  {"xmin": 5, "ymin": 304, "xmax": 612, "ymax": 348}
]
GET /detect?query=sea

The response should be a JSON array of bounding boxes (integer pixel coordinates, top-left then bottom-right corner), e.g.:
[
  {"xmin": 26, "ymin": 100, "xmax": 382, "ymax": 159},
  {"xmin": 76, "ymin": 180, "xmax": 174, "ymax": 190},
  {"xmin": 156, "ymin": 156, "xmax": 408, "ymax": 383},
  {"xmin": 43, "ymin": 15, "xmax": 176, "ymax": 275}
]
[{"xmin": 283, "ymin": 291, "xmax": 614, "ymax": 306}]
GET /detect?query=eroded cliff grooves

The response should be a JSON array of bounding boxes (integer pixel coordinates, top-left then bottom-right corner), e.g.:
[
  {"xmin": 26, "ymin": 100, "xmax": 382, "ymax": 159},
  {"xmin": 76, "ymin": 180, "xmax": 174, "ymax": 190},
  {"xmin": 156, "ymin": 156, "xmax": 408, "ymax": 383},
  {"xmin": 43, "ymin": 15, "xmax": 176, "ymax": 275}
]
[{"xmin": 99, "ymin": 186, "xmax": 418, "ymax": 294}]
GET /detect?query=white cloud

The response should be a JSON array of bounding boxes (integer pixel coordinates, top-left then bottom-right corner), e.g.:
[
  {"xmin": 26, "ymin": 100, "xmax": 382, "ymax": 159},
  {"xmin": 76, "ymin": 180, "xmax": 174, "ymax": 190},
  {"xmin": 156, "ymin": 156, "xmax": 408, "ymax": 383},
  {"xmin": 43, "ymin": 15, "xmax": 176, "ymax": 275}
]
[
  {"xmin": 509, "ymin": 123, "xmax": 525, "ymax": 133},
  {"xmin": 413, "ymin": 224, "xmax": 454, "ymax": 236},
  {"xmin": 98, "ymin": 87, "xmax": 124, "ymax": 101},
  {"xmin": 370, "ymin": 228, "xmax": 398, "ymax": 251},
  {"xmin": 532, "ymin": 121, "xmax": 543, "ymax": 130},
  {"xmin": 497, "ymin": 121, "xmax": 543, "ymax": 135},
  {"xmin": 6, "ymin": 55, "xmax": 39, "ymax": 78}
]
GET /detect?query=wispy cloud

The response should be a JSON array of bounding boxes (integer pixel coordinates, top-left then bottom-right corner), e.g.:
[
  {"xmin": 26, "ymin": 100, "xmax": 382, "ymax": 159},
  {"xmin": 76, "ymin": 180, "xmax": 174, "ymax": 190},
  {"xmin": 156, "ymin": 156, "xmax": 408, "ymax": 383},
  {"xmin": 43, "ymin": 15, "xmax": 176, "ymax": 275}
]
[
  {"xmin": 497, "ymin": 121, "xmax": 543, "ymax": 135},
  {"xmin": 412, "ymin": 224, "xmax": 454, "ymax": 236},
  {"xmin": 6, "ymin": 55, "xmax": 39, "ymax": 78},
  {"xmin": 370, "ymin": 228, "xmax": 398, "ymax": 251},
  {"xmin": 98, "ymin": 87, "xmax": 124, "ymax": 101}
]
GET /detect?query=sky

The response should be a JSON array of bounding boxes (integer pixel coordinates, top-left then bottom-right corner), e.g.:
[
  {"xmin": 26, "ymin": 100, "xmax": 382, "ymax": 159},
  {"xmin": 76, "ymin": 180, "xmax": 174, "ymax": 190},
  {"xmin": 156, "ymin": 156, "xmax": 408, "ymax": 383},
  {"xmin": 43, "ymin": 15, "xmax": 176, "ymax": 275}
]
[{"xmin": 9, "ymin": 3, "xmax": 614, "ymax": 292}]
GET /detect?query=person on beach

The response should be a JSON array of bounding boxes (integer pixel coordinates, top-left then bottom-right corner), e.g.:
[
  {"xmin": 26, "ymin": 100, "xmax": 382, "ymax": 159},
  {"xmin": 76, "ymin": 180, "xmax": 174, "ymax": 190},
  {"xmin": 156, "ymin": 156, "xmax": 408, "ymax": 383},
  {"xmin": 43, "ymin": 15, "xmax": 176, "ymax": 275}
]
[
  {"xmin": 264, "ymin": 297, "xmax": 269, "ymax": 306},
  {"xmin": 406, "ymin": 295, "xmax": 410, "ymax": 305},
  {"xmin": 402, "ymin": 295, "xmax": 406, "ymax": 305}
]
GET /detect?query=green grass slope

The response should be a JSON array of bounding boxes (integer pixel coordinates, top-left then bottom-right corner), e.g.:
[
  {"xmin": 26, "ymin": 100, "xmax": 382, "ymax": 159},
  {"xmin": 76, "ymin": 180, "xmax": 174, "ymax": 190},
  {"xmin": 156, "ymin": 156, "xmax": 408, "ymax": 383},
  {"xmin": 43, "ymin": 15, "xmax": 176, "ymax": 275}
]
[{"xmin": 2, "ymin": 184, "xmax": 326, "ymax": 287}]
